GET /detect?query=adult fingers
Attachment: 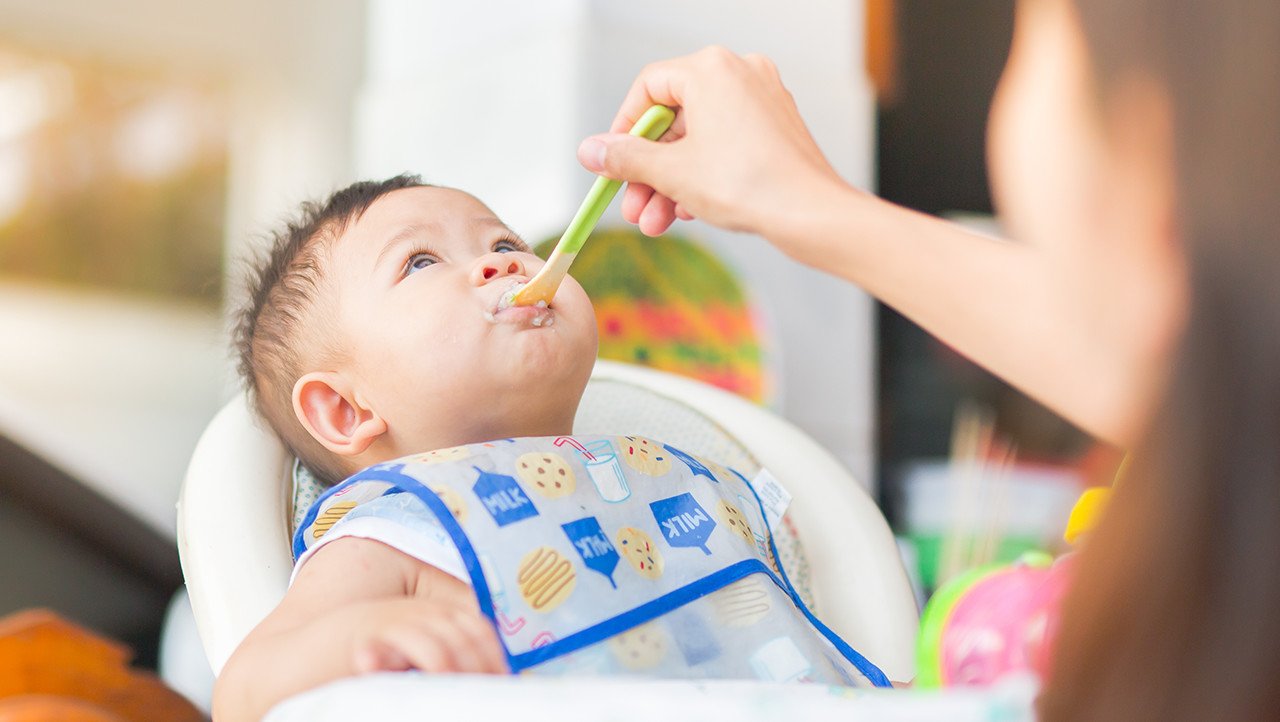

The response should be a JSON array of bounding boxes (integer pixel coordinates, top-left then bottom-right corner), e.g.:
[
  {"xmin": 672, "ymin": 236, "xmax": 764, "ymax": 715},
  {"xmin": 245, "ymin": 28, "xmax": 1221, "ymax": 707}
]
[
  {"xmin": 638, "ymin": 193, "xmax": 678, "ymax": 236},
  {"xmin": 741, "ymin": 52, "xmax": 781, "ymax": 83},
  {"xmin": 621, "ymin": 183, "xmax": 656, "ymax": 225},
  {"xmin": 577, "ymin": 133, "xmax": 680, "ymax": 192},
  {"xmin": 607, "ymin": 52, "xmax": 702, "ymax": 133}
]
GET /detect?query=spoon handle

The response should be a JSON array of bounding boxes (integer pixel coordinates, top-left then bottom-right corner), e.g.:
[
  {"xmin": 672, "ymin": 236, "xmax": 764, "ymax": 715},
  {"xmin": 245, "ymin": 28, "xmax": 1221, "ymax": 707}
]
[{"xmin": 512, "ymin": 105, "xmax": 675, "ymax": 306}]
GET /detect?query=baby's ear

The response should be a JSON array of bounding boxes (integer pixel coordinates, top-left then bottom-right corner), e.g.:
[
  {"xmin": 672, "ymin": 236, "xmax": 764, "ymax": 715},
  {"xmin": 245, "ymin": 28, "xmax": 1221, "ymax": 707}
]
[{"xmin": 292, "ymin": 372, "xmax": 387, "ymax": 457}]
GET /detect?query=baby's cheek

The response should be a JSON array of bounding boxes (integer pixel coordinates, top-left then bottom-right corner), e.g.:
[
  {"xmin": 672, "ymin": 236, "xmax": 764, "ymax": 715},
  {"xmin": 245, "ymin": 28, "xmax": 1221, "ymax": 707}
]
[{"xmin": 558, "ymin": 281, "xmax": 599, "ymax": 335}]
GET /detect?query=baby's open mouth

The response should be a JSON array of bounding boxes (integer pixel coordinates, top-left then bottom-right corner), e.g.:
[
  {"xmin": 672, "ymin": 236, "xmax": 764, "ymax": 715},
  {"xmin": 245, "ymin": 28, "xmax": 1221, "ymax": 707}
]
[
  {"xmin": 495, "ymin": 281, "xmax": 528, "ymax": 312},
  {"xmin": 484, "ymin": 281, "xmax": 554, "ymax": 327}
]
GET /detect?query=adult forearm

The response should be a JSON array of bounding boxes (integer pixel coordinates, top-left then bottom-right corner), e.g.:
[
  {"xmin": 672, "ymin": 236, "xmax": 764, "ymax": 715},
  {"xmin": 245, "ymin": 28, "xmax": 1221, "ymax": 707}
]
[{"xmin": 771, "ymin": 182, "xmax": 1131, "ymax": 444}]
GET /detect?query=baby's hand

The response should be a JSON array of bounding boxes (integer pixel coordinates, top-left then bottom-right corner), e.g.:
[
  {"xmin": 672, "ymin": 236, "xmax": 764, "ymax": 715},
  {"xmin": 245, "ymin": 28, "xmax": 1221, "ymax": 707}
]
[{"xmin": 348, "ymin": 594, "xmax": 508, "ymax": 675}]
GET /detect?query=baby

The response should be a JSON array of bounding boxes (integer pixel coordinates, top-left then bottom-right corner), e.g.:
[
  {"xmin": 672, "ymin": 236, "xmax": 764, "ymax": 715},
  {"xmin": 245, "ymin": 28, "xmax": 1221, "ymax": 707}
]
[{"xmin": 213, "ymin": 175, "xmax": 885, "ymax": 722}]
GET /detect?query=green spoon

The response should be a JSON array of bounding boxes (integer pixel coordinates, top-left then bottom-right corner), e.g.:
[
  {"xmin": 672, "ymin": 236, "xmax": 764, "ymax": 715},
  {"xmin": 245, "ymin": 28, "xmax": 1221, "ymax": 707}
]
[{"xmin": 507, "ymin": 104, "xmax": 676, "ymax": 308}]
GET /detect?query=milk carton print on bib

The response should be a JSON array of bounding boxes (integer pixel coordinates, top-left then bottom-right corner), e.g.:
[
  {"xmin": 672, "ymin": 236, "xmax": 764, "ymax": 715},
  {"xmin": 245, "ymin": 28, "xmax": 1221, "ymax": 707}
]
[{"xmin": 294, "ymin": 435, "xmax": 890, "ymax": 687}]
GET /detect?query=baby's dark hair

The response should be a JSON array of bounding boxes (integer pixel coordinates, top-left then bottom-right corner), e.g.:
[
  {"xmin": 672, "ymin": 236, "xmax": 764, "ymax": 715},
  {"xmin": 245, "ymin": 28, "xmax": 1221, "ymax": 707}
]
[{"xmin": 233, "ymin": 173, "xmax": 428, "ymax": 486}]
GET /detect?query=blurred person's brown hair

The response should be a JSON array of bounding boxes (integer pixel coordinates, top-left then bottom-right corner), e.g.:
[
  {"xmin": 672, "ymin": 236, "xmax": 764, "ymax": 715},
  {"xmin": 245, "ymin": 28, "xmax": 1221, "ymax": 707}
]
[
  {"xmin": 1041, "ymin": 2, "xmax": 1280, "ymax": 720},
  {"xmin": 233, "ymin": 174, "xmax": 428, "ymax": 486}
]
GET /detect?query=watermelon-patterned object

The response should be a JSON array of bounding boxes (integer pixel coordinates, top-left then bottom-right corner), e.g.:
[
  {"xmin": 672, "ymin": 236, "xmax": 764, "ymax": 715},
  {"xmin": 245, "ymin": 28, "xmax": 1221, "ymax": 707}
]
[
  {"xmin": 535, "ymin": 228, "xmax": 771, "ymax": 403},
  {"xmin": 916, "ymin": 551, "xmax": 1075, "ymax": 688}
]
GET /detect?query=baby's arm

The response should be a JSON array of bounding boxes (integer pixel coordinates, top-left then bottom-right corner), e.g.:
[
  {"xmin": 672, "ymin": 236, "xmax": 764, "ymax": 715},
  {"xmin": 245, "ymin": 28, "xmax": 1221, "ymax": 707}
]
[{"xmin": 212, "ymin": 536, "xmax": 505, "ymax": 722}]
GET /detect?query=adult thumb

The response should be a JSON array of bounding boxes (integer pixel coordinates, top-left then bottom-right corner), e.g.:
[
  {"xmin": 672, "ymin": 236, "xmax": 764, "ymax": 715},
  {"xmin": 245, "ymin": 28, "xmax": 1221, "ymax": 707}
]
[{"xmin": 577, "ymin": 133, "xmax": 673, "ymax": 188}]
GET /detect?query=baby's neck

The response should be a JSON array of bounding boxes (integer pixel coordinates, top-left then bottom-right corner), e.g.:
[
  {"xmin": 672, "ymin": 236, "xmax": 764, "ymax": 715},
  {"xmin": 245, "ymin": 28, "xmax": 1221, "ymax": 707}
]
[
  {"xmin": 471, "ymin": 411, "xmax": 577, "ymax": 447},
  {"xmin": 384, "ymin": 417, "xmax": 578, "ymax": 462}
]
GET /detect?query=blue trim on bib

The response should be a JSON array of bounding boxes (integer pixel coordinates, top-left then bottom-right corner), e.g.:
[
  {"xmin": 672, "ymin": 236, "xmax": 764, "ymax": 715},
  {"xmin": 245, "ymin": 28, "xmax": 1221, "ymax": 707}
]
[
  {"xmin": 513, "ymin": 558, "xmax": 768, "ymax": 670},
  {"xmin": 292, "ymin": 489, "xmax": 326, "ymax": 561},
  {"xmin": 734, "ymin": 469, "xmax": 892, "ymax": 688},
  {"xmin": 290, "ymin": 467, "xmax": 402, "ymax": 561}
]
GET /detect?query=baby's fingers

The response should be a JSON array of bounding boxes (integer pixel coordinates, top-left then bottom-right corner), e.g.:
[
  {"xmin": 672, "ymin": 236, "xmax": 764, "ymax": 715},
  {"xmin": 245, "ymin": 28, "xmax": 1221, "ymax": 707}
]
[
  {"xmin": 395, "ymin": 613, "xmax": 499, "ymax": 674},
  {"xmin": 353, "ymin": 636, "xmax": 429, "ymax": 674},
  {"xmin": 427, "ymin": 609, "xmax": 507, "ymax": 674},
  {"xmin": 358, "ymin": 624, "xmax": 456, "ymax": 674},
  {"xmin": 452, "ymin": 610, "xmax": 508, "ymax": 674}
]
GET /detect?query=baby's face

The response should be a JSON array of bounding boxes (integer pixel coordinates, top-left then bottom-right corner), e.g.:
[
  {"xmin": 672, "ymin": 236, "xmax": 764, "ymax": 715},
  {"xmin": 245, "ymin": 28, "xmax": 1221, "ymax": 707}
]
[{"xmin": 325, "ymin": 186, "xmax": 597, "ymax": 457}]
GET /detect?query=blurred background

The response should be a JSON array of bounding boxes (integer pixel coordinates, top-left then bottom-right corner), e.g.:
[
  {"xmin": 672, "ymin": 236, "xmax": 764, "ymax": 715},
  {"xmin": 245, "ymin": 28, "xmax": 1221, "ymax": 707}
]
[{"xmin": 0, "ymin": 0, "xmax": 1112, "ymax": 712}]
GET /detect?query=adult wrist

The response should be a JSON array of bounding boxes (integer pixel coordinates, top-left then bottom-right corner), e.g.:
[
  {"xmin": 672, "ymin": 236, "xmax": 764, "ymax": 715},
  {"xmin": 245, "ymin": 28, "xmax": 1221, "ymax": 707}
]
[{"xmin": 759, "ymin": 175, "xmax": 868, "ymax": 270}]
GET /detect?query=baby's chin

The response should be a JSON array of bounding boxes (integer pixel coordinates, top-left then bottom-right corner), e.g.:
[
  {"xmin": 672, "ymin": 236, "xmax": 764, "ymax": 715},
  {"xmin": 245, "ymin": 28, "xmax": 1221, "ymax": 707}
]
[
  {"xmin": 499, "ymin": 327, "xmax": 596, "ymax": 380},
  {"xmin": 496, "ymin": 323, "xmax": 596, "ymax": 390}
]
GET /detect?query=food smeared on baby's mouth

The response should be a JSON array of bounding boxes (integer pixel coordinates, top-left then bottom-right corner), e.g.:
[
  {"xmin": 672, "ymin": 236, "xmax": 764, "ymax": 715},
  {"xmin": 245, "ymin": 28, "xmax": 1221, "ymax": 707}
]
[
  {"xmin": 484, "ymin": 281, "xmax": 553, "ymax": 326},
  {"xmin": 497, "ymin": 281, "xmax": 526, "ymax": 312}
]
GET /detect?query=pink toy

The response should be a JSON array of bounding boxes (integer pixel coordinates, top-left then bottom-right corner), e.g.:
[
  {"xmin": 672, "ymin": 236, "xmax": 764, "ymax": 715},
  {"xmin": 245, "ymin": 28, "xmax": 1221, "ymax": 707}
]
[{"xmin": 916, "ymin": 551, "xmax": 1075, "ymax": 687}]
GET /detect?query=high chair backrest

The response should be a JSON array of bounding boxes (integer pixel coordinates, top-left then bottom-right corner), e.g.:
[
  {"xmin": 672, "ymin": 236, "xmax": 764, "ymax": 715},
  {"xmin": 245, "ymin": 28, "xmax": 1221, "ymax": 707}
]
[{"xmin": 177, "ymin": 360, "xmax": 917, "ymax": 682}]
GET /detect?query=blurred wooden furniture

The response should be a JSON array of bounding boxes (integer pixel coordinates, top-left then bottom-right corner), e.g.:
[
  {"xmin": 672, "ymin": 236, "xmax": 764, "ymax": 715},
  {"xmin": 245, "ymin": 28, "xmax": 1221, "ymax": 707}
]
[
  {"xmin": 0, "ymin": 610, "xmax": 203, "ymax": 722},
  {"xmin": 867, "ymin": 0, "xmax": 898, "ymax": 103}
]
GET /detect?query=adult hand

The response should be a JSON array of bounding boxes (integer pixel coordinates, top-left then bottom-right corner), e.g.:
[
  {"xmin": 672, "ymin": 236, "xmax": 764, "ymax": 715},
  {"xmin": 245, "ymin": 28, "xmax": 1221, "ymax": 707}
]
[{"xmin": 577, "ymin": 46, "xmax": 849, "ymax": 250}]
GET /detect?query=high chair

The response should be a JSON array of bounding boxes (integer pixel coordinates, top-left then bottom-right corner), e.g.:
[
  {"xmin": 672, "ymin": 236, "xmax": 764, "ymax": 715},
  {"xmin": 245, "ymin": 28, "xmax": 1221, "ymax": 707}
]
[{"xmin": 176, "ymin": 360, "xmax": 918, "ymax": 688}]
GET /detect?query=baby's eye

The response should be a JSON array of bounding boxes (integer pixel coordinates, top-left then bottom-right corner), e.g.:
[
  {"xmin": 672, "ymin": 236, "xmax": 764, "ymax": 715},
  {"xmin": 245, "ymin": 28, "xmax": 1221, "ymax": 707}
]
[
  {"xmin": 494, "ymin": 239, "xmax": 525, "ymax": 254},
  {"xmin": 406, "ymin": 252, "xmax": 439, "ymax": 274}
]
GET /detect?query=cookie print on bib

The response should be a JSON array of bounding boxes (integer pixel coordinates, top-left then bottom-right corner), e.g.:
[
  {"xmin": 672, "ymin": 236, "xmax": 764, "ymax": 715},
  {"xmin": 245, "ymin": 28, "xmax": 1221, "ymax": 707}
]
[
  {"xmin": 310, "ymin": 500, "xmax": 357, "ymax": 539},
  {"xmin": 516, "ymin": 451, "xmax": 577, "ymax": 499},
  {"xmin": 717, "ymin": 499, "xmax": 755, "ymax": 545},
  {"xmin": 517, "ymin": 546, "xmax": 577, "ymax": 612},
  {"xmin": 608, "ymin": 621, "xmax": 669, "ymax": 670},
  {"xmin": 615, "ymin": 526, "xmax": 664, "ymax": 580},
  {"xmin": 429, "ymin": 484, "xmax": 468, "ymax": 524},
  {"xmin": 307, "ymin": 479, "xmax": 398, "ymax": 540},
  {"xmin": 619, "ymin": 436, "xmax": 672, "ymax": 476},
  {"xmin": 410, "ymin": 445, "xmax": 472, "ymax": 465}
]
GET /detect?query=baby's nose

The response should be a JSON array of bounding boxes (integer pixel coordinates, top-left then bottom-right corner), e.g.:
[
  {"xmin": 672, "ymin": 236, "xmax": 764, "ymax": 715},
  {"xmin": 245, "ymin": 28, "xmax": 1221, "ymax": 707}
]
[{"xmin": 471, "ymin": 252, "xmax": 527, "ymax": 284}]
